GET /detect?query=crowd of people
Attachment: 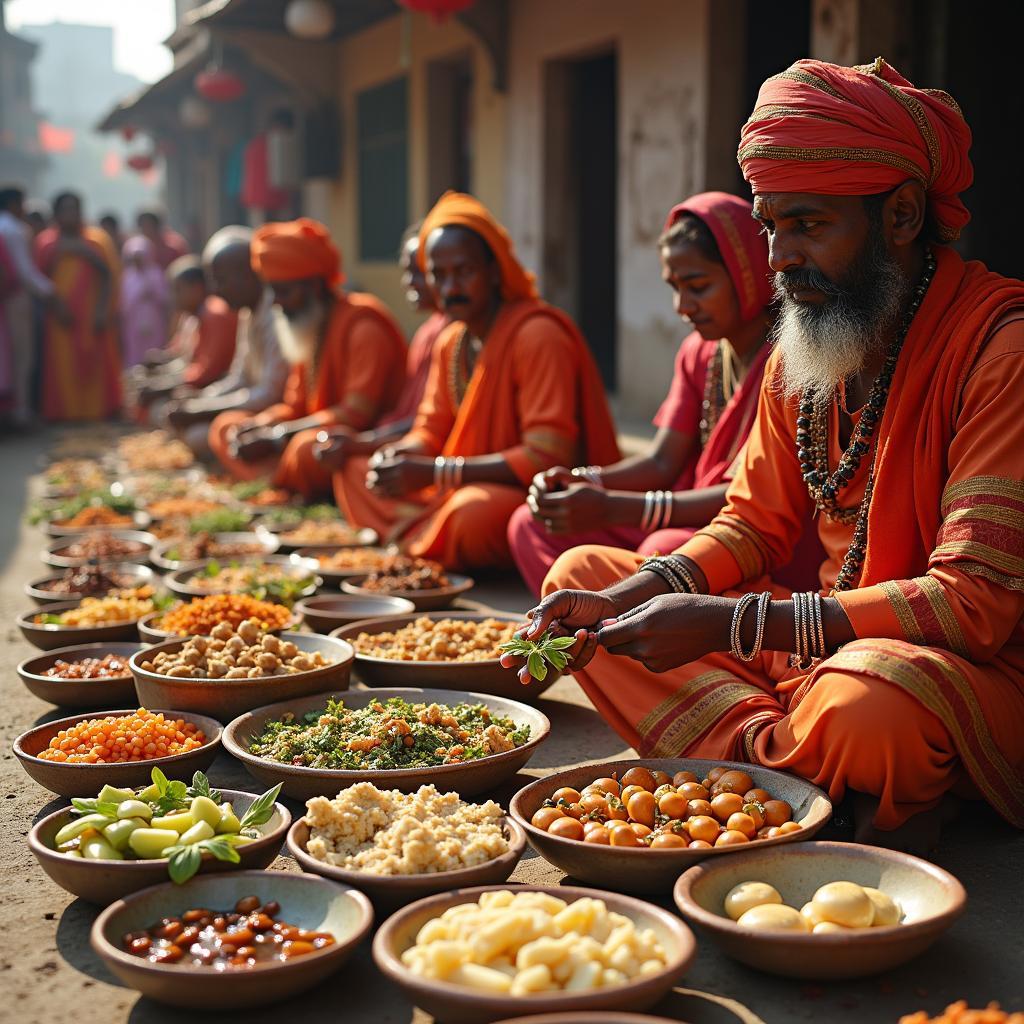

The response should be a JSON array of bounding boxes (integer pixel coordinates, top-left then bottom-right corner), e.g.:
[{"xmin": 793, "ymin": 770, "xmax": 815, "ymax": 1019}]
[{"xmin": 2, "ymin": 55, "xmax": 1022, "ymax": 850}]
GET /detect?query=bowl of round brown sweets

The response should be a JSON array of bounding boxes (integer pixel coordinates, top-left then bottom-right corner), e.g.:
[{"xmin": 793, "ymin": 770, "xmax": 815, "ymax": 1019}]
[
  {"xmin": 295, "ymin": 545, "xmax": 397, "ymax": 587},
  {"xmin": 331, "ymin": 612, "xmax": 556, "ymax": 699},
  {"xmin": 138, "ymin": 593, "xmax": 298, "ymax": 643},
  {"xmin": 340, "ymin": 555, "xmax": 474, "ymax": 611},
  {"xmin": 17, "ymin": 587, "xmax": 160, "ymax": 650},
  {"xmin": 90, "ymin": 872, "xmax": 373, "ymax": 1008},
  {"xmin": 18, "ymin": 641, "xmax": 143, "ymax": 708},
  {"xmin": 25, "ymin": 563, "xmax": 156, "ymax": 606},
  {"xmin": 42, "ymin": 530, "xmax": 156, "ymax": 570}
]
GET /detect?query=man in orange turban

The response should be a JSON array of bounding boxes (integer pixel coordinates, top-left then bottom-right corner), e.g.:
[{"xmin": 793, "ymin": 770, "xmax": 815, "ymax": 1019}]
[
  {"xmin": 507, "ymin": 59, "xmax": 1024, "ymax": 850},
  {"xmin": 207, "ymin": 218, "xmax": 407, "ymax": 499},
  {"xmin": 329, "ymin": 192, "xmax": 620, "ymax": 569}
]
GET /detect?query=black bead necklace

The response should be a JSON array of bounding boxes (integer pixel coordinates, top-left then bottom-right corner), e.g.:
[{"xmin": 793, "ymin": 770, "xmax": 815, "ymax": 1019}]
[{"xmin": 795, "ymin": 248, "xmax": 936, "ymax": 591}]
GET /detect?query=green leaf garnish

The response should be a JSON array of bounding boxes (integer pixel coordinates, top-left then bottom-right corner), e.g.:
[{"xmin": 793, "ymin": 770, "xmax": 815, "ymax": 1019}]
[
  {"xmin": 237, "ymin": 782, "xmax": 282, "ymax": 832},
  {"xmin": 71, "ymin": 798, "xmax": 119, "ymax": 818},
  {"xmin": 167, "ymin": 844, "xmax": 202, "ymax": 884},
  {"xmin": 500, "ymin": 630, "xmax": 575, "ymax": 678}
]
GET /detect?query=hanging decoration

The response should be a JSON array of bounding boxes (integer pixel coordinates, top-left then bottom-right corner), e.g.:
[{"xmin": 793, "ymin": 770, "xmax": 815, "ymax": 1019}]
[
  {"xmin": 179, "ymin": 95, "xmax": 211, "ymax": 129},
  {"xmin": 284, "ymin": 0, "xmax": 335, "ymax": 39},
  {"xmin": 120, "ymin": 125, "xmax": 137, "ymax": 142},
  {"xmin": 195, "ymin": 66, "xmax": 246, "ymax": 102},
  {"xmin": 396, "ymin": 0, "xmax": 476, "ymax": 22},
  {"xmin": 126, "ymin": 153, "xmax": 155, "ymax": 172}
]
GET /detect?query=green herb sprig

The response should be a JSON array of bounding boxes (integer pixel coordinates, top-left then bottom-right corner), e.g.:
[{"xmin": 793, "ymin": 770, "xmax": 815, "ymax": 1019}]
[{"xmin": 499, "ymin": 631, "xmax": 576, "ymax": 681}]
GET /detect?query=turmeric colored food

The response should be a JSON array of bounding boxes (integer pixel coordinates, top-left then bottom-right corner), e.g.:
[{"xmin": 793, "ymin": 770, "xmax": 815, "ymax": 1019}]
[
  {"xmin": 56, "ymin": 506, "xmax": 134, "ymax": 529},
  {"xmin": 35, "ymin": 587, "xmax": 157, "ymax": 628},
  {"xmin": 901, "ymin": 1004, "xmax": 1024, "ymax": 1024},
  {"xmin": 36, "ymin": 708, "xmax": 207, "ymax": 763},
  {"xmin": 156, "ymin": 594, "xmax": 292, "ymax": 637},
  {"xmin": 147, "ymin": 498, "xmax": 221, "ymax": 521}
]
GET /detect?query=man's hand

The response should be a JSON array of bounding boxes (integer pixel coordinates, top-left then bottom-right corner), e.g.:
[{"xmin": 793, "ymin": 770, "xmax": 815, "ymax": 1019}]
[
  {"xmin": 167, "ymin": 403, "xmax": 204, "ymax": 430},
  {"xmin": 529, "ymin": 481, "xmax": 609, "ymax": 535},
  {"xmin": 231, "ymin": 428, "xmax": 281, "ymax": 463},
  {"xmin": 529, "ymin": 466, "xmax": 575, "ymax": 499},
  {"xmin": 313, "ymin": 428, "xmax": 354, "ymax": 469},
  {"xmin": 365, "ymin": 453, "xmax": 434, "ymax": 497}
]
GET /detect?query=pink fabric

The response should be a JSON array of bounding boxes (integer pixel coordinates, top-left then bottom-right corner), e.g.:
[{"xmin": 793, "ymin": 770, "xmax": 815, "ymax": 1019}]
[
  {"xmin": 120, "ymin": 237, "xmax": 169, "ymax": 368},
  {"xmin": 0, "ymin": 236, "xmax": 15, "ymax": 397}
]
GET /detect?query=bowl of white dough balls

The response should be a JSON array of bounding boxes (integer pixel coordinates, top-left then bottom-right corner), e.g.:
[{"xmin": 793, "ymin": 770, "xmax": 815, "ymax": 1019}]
[{"xmin": 672, "ymin": 840, "xmax": 966, "ymax": 979}]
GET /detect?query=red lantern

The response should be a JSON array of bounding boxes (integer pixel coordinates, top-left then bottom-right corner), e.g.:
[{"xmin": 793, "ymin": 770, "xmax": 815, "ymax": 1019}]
[
  {"xmin": 126, "ymin": 153, "xmax": 155, "ymax": 172},
  {"xmin": 121, "ymin": 125, "xmax": 137, "ymax": 142},
  {"xmin": 195, "ymin": 67, "xmax": 246, "ymax": 102},
  {"xmin": 397, "ymin": 0, "xmax": 475, "ymax": 22}
]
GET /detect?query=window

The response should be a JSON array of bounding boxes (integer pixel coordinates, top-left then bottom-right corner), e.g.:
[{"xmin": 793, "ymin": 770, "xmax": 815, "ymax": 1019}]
[{"xmin": 357, "ymin": 76, "xmax": 408, "ymax": 261}]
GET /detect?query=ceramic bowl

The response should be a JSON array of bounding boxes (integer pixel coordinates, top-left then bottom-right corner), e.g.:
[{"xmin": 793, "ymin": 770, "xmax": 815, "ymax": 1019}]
[
  {"xmin": 91, "ymin": 870, "xmax": 373, "ymax": 1008},
  {"xmin": 340, "ymin": 572, "xmax": 475, "ymax": 612},
  {"xmin": 42, "ymin": 530, "xmax": 157, "ymax": 570},
  {"xmin": 136, "ymin": 606, "xmax": 302, "ymax": 645},
  {"xmin": 30, "ymin": 788, "xmax": 291, "ymax": 905},
  {"xmin": 25, "ymin": 562, "xmax": 156, "ymax": 606},
  {"xmin": 273, "ymin": 523, "xmax": 378, "ymax": 552},
  {"xmin": 287, "ymin": 816, "xmax": 527, "ymax": 916},
  {"xmin": 45, "ymin": 510, "xmax": 152, "ymax": 538},
  {"xmin": 673, "ymin": 840, "xmax": 967, "ymax": 979},
  {"xmin": 509, "ymin": 758, "xmax": 832, "ymax": 896},
  {"xmin": 16, "ymin": 599, "xmax": 145, "ymax": 651},
  {"xmin": 223, "ymin": 687, "xmax": 550, "ymax": 801},
  {"xmin": 293, "ymin": 593, "xmax": 416, "ymax": 634},
  {"xmin": 128, "ymin": 633, "xmax": 354, "ymax": 722},
  {"xmin": 494, "ymin": 1016, "xmax": 684, "ymax": 1024},
  {"xmin": 150, "ymin": 531, "xmax": 282, "ymax": 573},
  {"xmin": 17, "ymin": 641, "xmax": 143, "ymax": 708},
  {"xmin": 330, "ymin": 611, "xmax": 556, "ymax": 700},
  {"xmin": 373, "ymin": 884, "xmax": 696, "ymax": 1024},
  {"xmin": 294, "ymin": 545, "xmax": 398, "ymax": 588},
  {"xmin": 13, "ymin": 708, "xmax": 222, "ymax": 796},
  {"xmin": 166, "ymin": 554, "xmax": 322, "ymax": 600}
]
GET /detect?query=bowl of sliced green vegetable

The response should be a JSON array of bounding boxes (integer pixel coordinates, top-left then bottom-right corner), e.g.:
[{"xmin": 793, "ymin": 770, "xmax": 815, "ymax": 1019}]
[
  {"xmin": 223, "ymin": 687, "xmax": 550, "ymax": 801},
  {"xmin": 29, "ymin": 768, "xmax": 290, "ymax": 905}
]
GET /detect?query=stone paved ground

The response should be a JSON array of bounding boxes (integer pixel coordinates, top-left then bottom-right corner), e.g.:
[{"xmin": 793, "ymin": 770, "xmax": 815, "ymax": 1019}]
[{"xmin": 1, "ymin": 427, "xmax": 1021, "ymax": 1024}]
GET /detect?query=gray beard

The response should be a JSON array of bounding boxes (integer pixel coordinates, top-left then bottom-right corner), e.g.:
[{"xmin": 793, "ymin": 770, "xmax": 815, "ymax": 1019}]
[{"xmin": 274, "ymin": 299, "xmax": 326, "ymax": 367}]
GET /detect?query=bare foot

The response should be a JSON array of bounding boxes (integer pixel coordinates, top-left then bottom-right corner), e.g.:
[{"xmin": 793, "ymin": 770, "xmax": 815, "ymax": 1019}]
[{"xmin": 852, "ymin": 791, "xmax": 962, "ymax": 855}]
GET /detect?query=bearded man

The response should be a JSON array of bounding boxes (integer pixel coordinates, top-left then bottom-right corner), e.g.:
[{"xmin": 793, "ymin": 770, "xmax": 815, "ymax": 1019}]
[
  {"xmin": 503, "ymin": 58, "xmax": 1024, "ymax": 849},
  {"xmin": 207, "ymin": 218, "xmax": 406, "ymax": 499}
]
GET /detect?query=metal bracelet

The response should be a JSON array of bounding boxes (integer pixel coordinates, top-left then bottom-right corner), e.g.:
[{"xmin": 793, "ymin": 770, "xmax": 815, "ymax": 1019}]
[
  {"xmin": 637, "ymin": 557, "xmax": 684, "ymax": 593},
  {"xmin": 812, "ymin": 592, "xmax": 826, "ymax": 659},
  {"xmin": 730, "ymin": 592, "xmax": 760, "ymax": 662},
  {"xmin": 434, "ymin": 455, "xmax": 447, "ymax": 491},
  {"xmin": 640, "ymin": 491, "xmax": 656, "ymax": 532}
]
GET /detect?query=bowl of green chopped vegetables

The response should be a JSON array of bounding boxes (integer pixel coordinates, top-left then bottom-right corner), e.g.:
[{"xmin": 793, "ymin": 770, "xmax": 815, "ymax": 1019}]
[{"xmin": 222, "ymin": 688, "xmax": 550, "ymax": 801}]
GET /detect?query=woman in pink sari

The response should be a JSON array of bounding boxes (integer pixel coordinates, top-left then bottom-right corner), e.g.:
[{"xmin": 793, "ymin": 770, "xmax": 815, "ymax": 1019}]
[
  {"xmin": 0, "ymin": 235, "xmax": 17, "ymax": 409},
  {"xmin": 120, "ymin": 236, "xmax": 169, "ymax": 368},
  {"xmin": 509, "ymin": 191, "xmax": 794, "ymax": 595}
]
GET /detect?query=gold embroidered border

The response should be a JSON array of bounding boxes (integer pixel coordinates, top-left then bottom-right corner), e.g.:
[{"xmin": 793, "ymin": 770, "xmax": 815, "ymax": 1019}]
[
  {"xmin": 922, "ymin": 88, "xmax": 963, "ymax": 116},
  {"xmin": 941, "ymin": 504, "xmax": 1024, "ymax": 530},
  {"xmin": 696, "ymin": 519, "xmax": 765, "ymax": 580},
  {"xmin": 954, "ymin": 562, "xmax": 1024, "ymax": 592},
  {"xmin": 737, "ymin": 143, "xmax": 926, "ymax": 185},
  {"xmin": 918, "ymin": 576, "xmax": 970, "ymax": 659},
  {"xmin": 768, "ymin": 68, "xmax": 845, "ymax": 100},
  {"xmin": 932, "ymin": 541, "xmax": 1024, "ymax": 577},
  {"xmin": 742, "ymin": 711, "xmax": 782, "ymax": 764},
  {"xmin": 706, "ymin": 208, "xmax": 757, "ymax": 315},
  {"xmin": 864, "ymin": 65, "xmax": 941, "ymax": 186},
  {"xmin": 941, "ymin": 475, "xmax": 1024, "ymax": 513},
  {"xmin": 745, "ymin": 105, "xmax": 839, "ymax": 125},
  {"xmin": 879, "ymin": 580, "xmax": 926, "ymax": 644},
  {"xmin": 635, "ymin": 669, "xmax": 736, "ymax": 737}
]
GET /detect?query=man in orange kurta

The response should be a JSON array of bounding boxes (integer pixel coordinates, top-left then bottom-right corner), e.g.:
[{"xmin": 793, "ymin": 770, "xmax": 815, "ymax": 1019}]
[
  {"xmin": 207, "ymin": 219, "xmax": 406, "ymax": 500},
  {"xmin": 331, "ymin": 192, "xmax": 620, "ymax": 570},
  {"xmin": 507, "ymin": 59, "xmax": 1024, "ymax": 847}
]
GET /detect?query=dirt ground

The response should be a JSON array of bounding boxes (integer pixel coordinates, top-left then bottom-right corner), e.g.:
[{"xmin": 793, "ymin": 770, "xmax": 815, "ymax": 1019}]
[{"xmin": 1, "ymin": 427, "xmax": 1021, "ymax": 1024}]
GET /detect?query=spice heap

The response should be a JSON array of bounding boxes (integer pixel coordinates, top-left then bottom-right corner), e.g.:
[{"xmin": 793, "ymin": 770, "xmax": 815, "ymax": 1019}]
[
  {"xmin": 36, "ymin": 708, "xmax": 206, "ymax": 763},
  {"xmin": 35, "ymin": 587, "xmax": 157, "ymax": 627},
  {"xmin": 156, "ymin": 594, "xmax": 292, "ymax": 637},
  {"xmin": 56, "ymin": 506, "xmax": 134, "ymax": 530},
  {"xmin": 357, "ymin": 555, "xmax": 450, "ymax": 592},
  {"xmin": 900, "ymin": 1005, "xmax": 1024, "ymax": 1024},
  {"xmin": 37, "ymin": 566, "xmax": 141, "ymax": 597},
  {"xmin": 57, "ymin": 533, "xmax": 149, "ymax": 561},
  {"xmin": 43, "ymin": 653, "xmax": 132, "ymax": 680}
]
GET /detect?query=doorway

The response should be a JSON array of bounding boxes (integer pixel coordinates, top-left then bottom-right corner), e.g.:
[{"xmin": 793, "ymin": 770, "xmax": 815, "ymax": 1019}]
[
  {"xmin": 543, "ymin": 50, "xmax": 618, "ymax": 391},
  {"xmin": 427, "ymin": 54, "xmax": 474, "ymax": 201}
]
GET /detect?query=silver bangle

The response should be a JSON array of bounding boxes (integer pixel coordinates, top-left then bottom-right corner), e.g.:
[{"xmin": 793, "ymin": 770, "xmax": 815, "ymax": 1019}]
[
  {"xmin": 730, "ymin": 592, "xmax": 760, "ymax": 661},
  {"xmin": 452, "ymin": 455, "xmax": 465, "ymax": 490},
  {"xmin": 665, "ymin": 555, "xmax": 700, "ymax": 594},
  {"xmin": 640, "ymin": 491, "xmax": 655, "ymax": 532},
  {"xmin": 638, "ymin": 558, "xmax": 683, "ymax": 593},
  {"xmin": 812, "ymin": 592, "xmax": 826, "ymax": 659},
  {"xmin": 571, "ymin": 465, "xmax": 604, "ymax": 488},
  {"xmin": 434, "ymin": 456, "xmax": 447, "ymax": 490}
]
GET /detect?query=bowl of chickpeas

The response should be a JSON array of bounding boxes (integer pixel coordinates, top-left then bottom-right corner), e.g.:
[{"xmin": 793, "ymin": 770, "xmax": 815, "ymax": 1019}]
[
  {"xmin": 18, "ymin": 641, "xmax": 144, "ymax": 709},
  {"xmin": 331, "ymin": 612, "xmax": 558, "ymax": 700},
  {"xmin": 509, "ymin": 759, "xmax": 832, "ymax": 896},
  {"xmin": 128, "ymin": 621, "xmax": 355, "ymax": 721}
]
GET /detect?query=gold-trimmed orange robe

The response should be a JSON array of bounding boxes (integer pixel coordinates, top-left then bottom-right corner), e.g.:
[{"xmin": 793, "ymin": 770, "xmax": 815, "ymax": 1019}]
[
  {"xmin": 209, "ymin": 292, "xmax": 406, "ymax": 499},
  {"xmin": 545, "ymin": 247, "xmax": 1024, "ymax": 830},
  {"xmin": 334, "ymin": 299, "xmax": 620, "ymax": 570}
]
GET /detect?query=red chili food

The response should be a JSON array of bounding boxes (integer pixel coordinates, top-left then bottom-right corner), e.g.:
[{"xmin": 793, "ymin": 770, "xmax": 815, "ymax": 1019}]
[
  {"xmin": 123, "ymin": 896, "xmax": 335, "ymax": 968},
  {"xmin": 42, "ymin": 654, "xmax": 131, "ymax": 680}
]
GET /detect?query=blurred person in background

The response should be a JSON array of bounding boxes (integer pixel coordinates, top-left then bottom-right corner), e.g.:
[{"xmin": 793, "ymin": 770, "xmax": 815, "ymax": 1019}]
[
  {"xmin": 99, "ymin": 212, "xmax": 125, "ymax": 254},
  {"xmin": 119, "ymin": 236, "xmax": 170, "ymax": 368},
  {"xmin": 136, "ymin": 206, "xmax": 189, "ymax": 269}
]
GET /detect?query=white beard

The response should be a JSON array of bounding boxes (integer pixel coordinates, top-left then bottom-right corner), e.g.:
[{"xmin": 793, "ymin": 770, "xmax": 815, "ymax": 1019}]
[{"xmin": 274, "ymin": 300, "xmax": 326, "ymax": 367}]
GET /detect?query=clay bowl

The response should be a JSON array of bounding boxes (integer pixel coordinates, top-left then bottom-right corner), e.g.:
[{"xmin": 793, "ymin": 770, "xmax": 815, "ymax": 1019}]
[
  {"xmin": 137, "ymin": 606, "xmax": 302, "ymax": 645},
  {"xmin": 494, "ymin": 1016, "xmax": 685, "ymax": 1024},
  {"xmin": 273, "ymin": 523, "xmax": 378, "ymax": 553},
  {"xmin": 13, "ymin": 708, "xmax": 222, "ymax": 797},
  {"xmin": 166, "ymin": 554, "xmax": 322, "ymax": 600},
  {"xmin": 673, "ymin": 840, "xmax": 967, "ymax": 979},
  {"xmin": 25, "ymin": 562, "xmax": 156, "ymax": 606},
  {"xmin": 91, "ymin": 870, "xmax": 374, "ymax": 1008},
  {"xmin": 150, "ymin": 531, "xmax": 282, "ymax": 573},
  {"xmin": 287, "ymin": 815, "xmax": 527, "ymax": 916},
  {"xmin": 373, "ymin": 883, "xmax": 696, "ymax": 1024},
  {"xmin": 30, "ymin": 788, "xmax": 291, "ymax": 905},
  {"xmin": 330, "ymin": 611, "xmax": 557, "ymax": 700},
  {"xmin": 42, "ymin": 530, "xmax": 157, "ymax": 570},
  {"xmin": 294, "ymin": 545, "xmax": 397, "ymax": 588},
  {"xmin": 223, "ymin": 687, "xmax": 550, "ymax": 801},
  {"xmin": 16, "ymin": 599, "xmax": 145, "ymax": 651},
  {"xmin": 17, "ymin": 641, "xmax": 143, "ymax": 708},
  {"xmin": 509, "ymin": 758, "xmax": 832, "ymax": 896},
  {"xmin": 340, "ymin": 572, "xmax": 475, "ymax": 612},
  {"xmin": 293, "ymin": 593, "xmax": 415, "ymax": 634},
  {"xmin": 45, "ymin": 510, "xmax": 152, "ymax": 538},
  {"xmin": 128, "ymin": 633, "xmax": 354, "ymax": 722}
]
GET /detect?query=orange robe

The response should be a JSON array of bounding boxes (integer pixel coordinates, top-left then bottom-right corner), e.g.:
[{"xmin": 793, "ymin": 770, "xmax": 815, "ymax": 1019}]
[
  {"xmin": 181, "ymin": 296, "xmax": 238, "ymax": 388},
  {"xmin": 545, "ymin": 247, "xmax": 1024, "ymax": 830},
  {"xmin": 334, "ymin": 299, "xmax": 621, "ymax": 570},
  {"xmin": 209, "ymin": 292, "xmax": 405, "ymax": 499}
]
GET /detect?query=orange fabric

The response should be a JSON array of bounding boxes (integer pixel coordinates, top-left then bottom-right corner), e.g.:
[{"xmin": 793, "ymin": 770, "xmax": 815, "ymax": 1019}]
[
  {"xmin": 738, "ymin": 57, "xmax": 973, "ymax": 241},
  {"xmin": 381, "ymin": 310, "xmax": 448, "ymax": 426},
  {"xmin": 182, "ymin": 295, "xmax": 238, "ymax": 388},
  {"xmin": 207, "ymin": 410, "xmax": 262, "ymax": 479},
  {"xmin": 251, "ymin": 218, "xmax": 342, "ymax": 285},
  {"xmin": 272, "ymin": 427, "xmax": 333, "ymax": 500},
  {"xmin": 418, "ymin": 191, "xmax": 537, "ymax": 301}
]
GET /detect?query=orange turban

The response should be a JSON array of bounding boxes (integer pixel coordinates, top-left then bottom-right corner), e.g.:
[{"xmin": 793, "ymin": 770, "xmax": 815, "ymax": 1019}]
[
  {"xmin": 251, "ymin": 217, "xmax": 344, "ymax": 286},
  {"xmin": 738, "ymin": 57, "xmax": 972, "ymax": 241},
  {"xmin": 419, "ymin": 191, "xmax": 538, "ymax": 301}
]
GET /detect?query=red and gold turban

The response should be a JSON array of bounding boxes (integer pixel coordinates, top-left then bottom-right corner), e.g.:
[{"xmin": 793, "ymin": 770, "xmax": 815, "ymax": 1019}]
[
  {"xmin": 252, "ymin": 217, "xmax": 343, "ymax": 285},
  {"xmin": 738, "ymin": 57, "xmax": 972, "ymax": 241}
]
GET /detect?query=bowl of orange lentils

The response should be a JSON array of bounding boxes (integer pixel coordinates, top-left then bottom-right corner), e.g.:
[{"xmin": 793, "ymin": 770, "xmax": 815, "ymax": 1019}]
[
  {"xmin": 13, "ymin": 707, "xmax": 222, "ymax": 796},
  {"xmin": 138, "ymin": 594, "xmax": 299, "ymax": 644}
]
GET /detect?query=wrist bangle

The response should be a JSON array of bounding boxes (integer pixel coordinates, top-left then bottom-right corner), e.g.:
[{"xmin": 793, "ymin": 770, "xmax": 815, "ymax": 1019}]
[
  {"xmin": 731, "ymin": 590, "xmax": 772, "ymax": 662},
  {"xmin": 452, "ymin": 455, "xmax": 465, "ymax": 490},
  {"xmin": 730, "ymin": 592, "xmax": 759, "ymax": 662},
  {"xmin": 571, "ymin": 465, "xmax": 604, "ymax": 488},
  {"xmin": 640, "ymin": 491, "xmax": 655, "ymax": 532},
  {"xmin": 812, "ymin": 592, "xmax": 826, "ymax": 659},
  {"xmin": 665, "ymin": 555, "xmax": 700, "ymax": 594}
]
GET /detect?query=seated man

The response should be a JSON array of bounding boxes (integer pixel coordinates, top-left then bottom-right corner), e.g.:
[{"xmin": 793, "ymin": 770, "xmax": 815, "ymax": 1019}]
[
  {"xmin": 504, "ymin": 58, "xmax": 1024, "ymax": 848},
  {"xmin": 134, "ymin": 256, "xmax": 237, "ymax": 422},
  {"xmin": 331, "ymin": 191, "xmax": 620, "ymax": 570},
  {"xmin": 165, "ymin": 227, "xmax": 287, "ymax": 460},
  {"xmin": 208, "ymin": 218, "xmax": 407, "ymax": 500}
]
